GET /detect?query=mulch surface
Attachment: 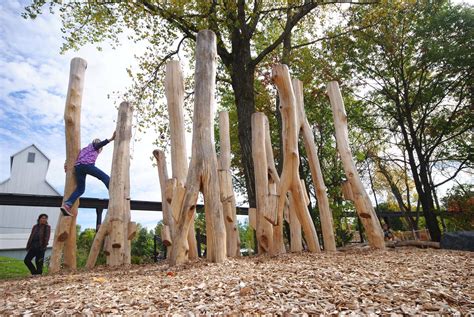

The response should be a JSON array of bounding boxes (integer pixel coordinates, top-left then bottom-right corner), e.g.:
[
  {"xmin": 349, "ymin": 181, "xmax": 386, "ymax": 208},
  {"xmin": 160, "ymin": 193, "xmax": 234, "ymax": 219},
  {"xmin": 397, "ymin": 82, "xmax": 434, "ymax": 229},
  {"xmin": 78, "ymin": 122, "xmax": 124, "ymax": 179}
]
[{"xmin": 1, "ymin": 247, "xmax": 473, "ymax": 315}]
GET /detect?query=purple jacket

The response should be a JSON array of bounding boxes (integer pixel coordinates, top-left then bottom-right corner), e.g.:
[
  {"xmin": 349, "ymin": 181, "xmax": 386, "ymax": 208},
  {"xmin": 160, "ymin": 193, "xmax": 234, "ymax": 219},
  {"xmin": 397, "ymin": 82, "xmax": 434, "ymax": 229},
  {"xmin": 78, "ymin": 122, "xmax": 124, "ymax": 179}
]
[{"xmin": 75, "ymin": 139, "xmax": 110, "ymax": 165}]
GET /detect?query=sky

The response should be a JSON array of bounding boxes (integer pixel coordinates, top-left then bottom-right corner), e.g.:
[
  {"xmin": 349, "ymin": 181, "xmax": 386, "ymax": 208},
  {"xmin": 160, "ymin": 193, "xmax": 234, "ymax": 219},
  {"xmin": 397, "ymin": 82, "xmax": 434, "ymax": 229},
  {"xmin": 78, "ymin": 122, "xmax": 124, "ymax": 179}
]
[{"xmin": 0, "ymin": 1, "xmax": 164, "ymax": 230}]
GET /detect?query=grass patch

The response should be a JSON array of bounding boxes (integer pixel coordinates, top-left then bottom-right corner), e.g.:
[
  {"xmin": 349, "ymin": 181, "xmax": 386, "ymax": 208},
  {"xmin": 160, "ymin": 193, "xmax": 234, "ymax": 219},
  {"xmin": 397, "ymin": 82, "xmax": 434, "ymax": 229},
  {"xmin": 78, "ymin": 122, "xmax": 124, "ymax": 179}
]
[{"xmin": 0, "ymin": 256, "xmax": 30, "ymax": 280}]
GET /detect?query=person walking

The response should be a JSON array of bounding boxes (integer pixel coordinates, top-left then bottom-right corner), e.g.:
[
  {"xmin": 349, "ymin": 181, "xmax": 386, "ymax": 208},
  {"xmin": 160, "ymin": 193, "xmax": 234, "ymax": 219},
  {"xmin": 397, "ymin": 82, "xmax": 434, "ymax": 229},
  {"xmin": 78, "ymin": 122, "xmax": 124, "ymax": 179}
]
[{"xmin": 24, "ymin": 213, "xmax": 51, "ymax": 276}]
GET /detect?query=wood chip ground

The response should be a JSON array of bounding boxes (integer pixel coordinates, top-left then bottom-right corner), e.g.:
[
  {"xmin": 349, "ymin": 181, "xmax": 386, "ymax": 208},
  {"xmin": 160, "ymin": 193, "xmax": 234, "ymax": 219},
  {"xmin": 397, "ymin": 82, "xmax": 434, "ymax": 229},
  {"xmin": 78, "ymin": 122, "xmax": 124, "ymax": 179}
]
[{"xmin": 1, "ymin": 247, "xmax": 472, "ymax": 315}]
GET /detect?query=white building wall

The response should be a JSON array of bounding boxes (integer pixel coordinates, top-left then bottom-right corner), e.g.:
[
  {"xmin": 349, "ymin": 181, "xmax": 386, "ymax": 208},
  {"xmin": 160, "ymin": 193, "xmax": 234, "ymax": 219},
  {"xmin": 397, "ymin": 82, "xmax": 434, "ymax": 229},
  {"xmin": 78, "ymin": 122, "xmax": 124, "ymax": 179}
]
[{"xmin": 0, "ymin": 145, "xmax": 60, "ymax": 253}]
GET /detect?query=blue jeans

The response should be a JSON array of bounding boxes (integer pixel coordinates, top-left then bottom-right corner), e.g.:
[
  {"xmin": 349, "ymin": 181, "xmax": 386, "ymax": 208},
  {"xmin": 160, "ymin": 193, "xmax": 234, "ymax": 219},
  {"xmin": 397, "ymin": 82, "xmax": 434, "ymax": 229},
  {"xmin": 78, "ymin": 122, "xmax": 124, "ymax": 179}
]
[{"xmin": 64, "ymin": 164, "xmax": 110, "ymax": 206}]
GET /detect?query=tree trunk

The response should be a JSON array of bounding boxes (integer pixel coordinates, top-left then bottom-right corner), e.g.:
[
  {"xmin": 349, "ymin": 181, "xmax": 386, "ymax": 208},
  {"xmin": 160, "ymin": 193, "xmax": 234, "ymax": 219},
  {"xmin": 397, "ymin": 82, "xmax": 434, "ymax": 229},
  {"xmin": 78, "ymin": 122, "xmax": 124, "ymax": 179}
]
[
  {"xmin": 231, "ymin": 47, "xmax": 256, "ymax": 208},
  {"xmin": 327, "ymin": 81, "xmax": 385, "ymax": 249},
  {"xmin": 272, "ymin": 64, "xmax": 321, "ymax": 253},
  {"xmin": 165, "ymin": 60, "xmax": 198, "ymax": 259},
  {"xmin": 293, "ymin": 79, "xmax": 336, "ymax": 252},
  {"xmin": 218, "ymin": 111, "xmax": 241, "ymax": 257},
  {"xmin": 169, "ymin": 30, "xmax": 226, "ymax": 265},
  {"xmin": 50, "ymin": 57, "xmax": 87, "ymax": 274}
]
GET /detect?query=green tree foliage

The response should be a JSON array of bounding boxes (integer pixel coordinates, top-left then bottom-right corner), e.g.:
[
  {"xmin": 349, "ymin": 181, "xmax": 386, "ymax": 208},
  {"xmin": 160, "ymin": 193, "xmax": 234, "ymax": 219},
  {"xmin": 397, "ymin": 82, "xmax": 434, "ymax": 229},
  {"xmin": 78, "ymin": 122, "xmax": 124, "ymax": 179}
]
[
  {"xmin": 131, "ymin": 224, "xmax": 154, "ymax": 264},
  {"xmin": 24, "ymin": 0, "xmax": 377, "ymax": 208},
  {"xmin": 323, "ymin": 0, "xmax": 473, "ymax": 241}
]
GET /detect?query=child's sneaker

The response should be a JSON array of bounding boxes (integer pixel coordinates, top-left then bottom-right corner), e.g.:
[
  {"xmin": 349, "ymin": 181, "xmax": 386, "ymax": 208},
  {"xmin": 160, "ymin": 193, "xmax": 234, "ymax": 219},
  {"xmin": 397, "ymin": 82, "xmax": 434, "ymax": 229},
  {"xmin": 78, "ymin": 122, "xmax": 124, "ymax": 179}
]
[{"xmin": 60, "ymin": 204, "xmax": 72, "ymax": 216}]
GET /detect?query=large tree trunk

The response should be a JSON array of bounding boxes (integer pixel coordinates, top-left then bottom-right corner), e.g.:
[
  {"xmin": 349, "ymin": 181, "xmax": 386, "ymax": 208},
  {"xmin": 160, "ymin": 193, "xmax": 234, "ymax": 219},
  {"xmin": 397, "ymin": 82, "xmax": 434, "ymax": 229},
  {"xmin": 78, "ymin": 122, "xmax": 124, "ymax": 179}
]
[
  {"xmin": 169, "ymin": 30, "xmax": 226, "ymax": 265},
  {"xmin": 230, "ymin": 40, "xmax": 256, "ymax": 208},
  {"xmin": 164, "ymin": 60, "xmax": 198, "ymax": 259},
  {"xmin": 50, "ymin": 57, "xmax": 87, "ymax": 274},
  {"xmin": 272, "ymin": 64, "xmax": 321, "ymax": 253},
  {"xmin": 327, "ymin": 81, "xmax": 385, "ymax": 249}
]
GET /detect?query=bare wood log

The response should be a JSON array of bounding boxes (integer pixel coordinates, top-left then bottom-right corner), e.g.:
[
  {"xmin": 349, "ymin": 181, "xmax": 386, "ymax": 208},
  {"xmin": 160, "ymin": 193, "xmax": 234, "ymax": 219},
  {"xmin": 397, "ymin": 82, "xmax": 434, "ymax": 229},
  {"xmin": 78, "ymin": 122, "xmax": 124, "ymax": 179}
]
[
  {"xmin": 263, "ymin": 117, "xmax": 285, "ymax": 255},
  {"xmin": 165, "ymin": 60, "xmax": 198, "ymax": 260},
  {"xmin": 86, "ymin": 102, "xmax": 133, "ymax": 268},
  {"xmin": 249, "ymin": 207, "xmax": 257, "ymax": 230},
  {"xmin": 165, "ymin": 178, "xmax": 176, "ymax": 204},
  {"xmin": 289, "ymin": 193, "xmax": 303, "ymax": 252},
  {"xmin": 218, "ymin": 111, "xmax": 240, "ymax": 257},
  {"xmin": 300, "ymin": 179, "xmax": 310, "ymax": 206},
  {"xmin": 162, "ymin": 225, "xmax": 172, "ymax": 247},
  {"xmin": 123, "ymin": 140, "xmax": 132, "ymax": 264},
  {"xmin": 169, "ymin": 30, "xmax": 226, "ymax": 265},
  {"xmin": 293, "ymin": 79, "xmax": 336, "ymax": 252},
  {"xmin": 252, "ymin": 112, "xmax": 274, "ymax": 254},
  {"xmin": 327, "ymin": 81, "xmax": 385, "ymax": 249},
  {"xmin": 49, "ymin": 58, "xmax": 87, "ymax": 274},
  {"xmin": 386, "ymin": 240, "xmax": 440, "ymax": 249},
  {"xmin": 272, "ymin": 64, "xmax": 320, "ymax": 253},
  {"xmin": 171, "ymin": 182, "xmax": 186, "ymax": 222},
  {"xmin": 127, "ymin": 222, "xmax": 137, "ymax": 240},
  {"xmin": 342, "ymin": 180, "xmax": 354, "ymax": 201},
  {"xmin": 86, "ymin": 221, "xmax": 110, "ymax": 269},
  {"xmin": 109, "ymin": 101, "xmax": 133, "ymax": 265}
]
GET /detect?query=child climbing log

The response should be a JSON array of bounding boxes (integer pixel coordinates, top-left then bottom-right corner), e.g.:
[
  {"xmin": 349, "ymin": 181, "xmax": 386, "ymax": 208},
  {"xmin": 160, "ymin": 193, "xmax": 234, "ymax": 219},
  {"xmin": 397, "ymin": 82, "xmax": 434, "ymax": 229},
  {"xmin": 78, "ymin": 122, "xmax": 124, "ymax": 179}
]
[
  {"xmin": 49, "ymin": 57, "xmax": 87, "ymax": 274},
  {"xmin": 169, "ymin": 30, "xmax": 226, "ymax": 265},
  {"xmin": 327, "ymin": 81, "xmax": 385, "ymax": 249}
]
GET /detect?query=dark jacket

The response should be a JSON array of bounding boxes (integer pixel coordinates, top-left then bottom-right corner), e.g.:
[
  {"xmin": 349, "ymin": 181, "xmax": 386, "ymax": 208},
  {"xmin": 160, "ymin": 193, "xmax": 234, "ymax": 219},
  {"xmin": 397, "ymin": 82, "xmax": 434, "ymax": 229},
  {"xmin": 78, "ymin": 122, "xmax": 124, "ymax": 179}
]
[{"xmin": 26, "ymin": 224, "xmax": 51, "ymax": 250}]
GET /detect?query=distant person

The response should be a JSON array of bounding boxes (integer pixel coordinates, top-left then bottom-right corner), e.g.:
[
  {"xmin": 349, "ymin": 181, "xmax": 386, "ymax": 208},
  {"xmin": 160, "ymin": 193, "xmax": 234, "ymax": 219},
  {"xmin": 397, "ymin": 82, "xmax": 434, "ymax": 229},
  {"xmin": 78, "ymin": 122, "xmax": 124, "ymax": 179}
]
[
  {"xmin": 61, "ymin": 131, "xmax": 116, "ymax": 216},
  {"xmin": 24, "ymin": 214, "xmax": 51, "ymax": 276},
  {"xmin": 383, "ymin": 223, "xmax": 394, "ymax": 241}
]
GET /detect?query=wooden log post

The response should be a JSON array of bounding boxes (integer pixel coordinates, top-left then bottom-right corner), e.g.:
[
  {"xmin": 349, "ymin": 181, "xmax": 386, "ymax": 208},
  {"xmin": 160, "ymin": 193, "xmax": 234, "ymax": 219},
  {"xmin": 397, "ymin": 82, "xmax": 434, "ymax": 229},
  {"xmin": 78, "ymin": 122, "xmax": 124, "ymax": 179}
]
[
  {"xmin": 218, "ymin": 111, "xmax": 241, "ymax": 257},
  {"xmin": 293, "ymin": 79, "xmax": 337, "ymax": 252},
  {"xmin": 165, "ymin": 60, "xmax": 198, "ymax": 260},
  {"xmin": 153, "ymin": 150, "xmax": 174, "ymax": 257},
  {"xmin": 288, "ymin": 193, "xmax": 303, "ymax": 252},
  {"xmin": 169, "ymin": 30, "xmax": 226, "ymax": 265},
  {"xmin": 272, "ymin": 64, "xmax": 321, "ymax": 253},
  {"xmin": 263, "ymin": 116, "xmax": 286, "ymax": 255},
  {"xmin": 327, "ymin": 81, "xmax": 385, "ymax": 249},
  {"xmin": 86, "ymin": 101, "xmax": 133, "ymax": 268},
  {"xmin": 251, "ymin": 112, "xmax": 274, "ymax": 254},
  {"xmin": 50, "ymin": 57, "xmax": 87, "ymax": 274},
  {"xmin": 122, "ymin": 124, "xmax": 132, "ymax": 264}
]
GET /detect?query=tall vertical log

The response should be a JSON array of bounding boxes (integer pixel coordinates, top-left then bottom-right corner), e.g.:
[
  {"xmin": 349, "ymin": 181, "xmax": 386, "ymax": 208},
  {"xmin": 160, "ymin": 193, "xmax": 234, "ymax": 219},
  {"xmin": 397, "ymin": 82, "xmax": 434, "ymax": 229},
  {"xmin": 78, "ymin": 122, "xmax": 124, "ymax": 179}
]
[
  {"xmin": 293, "ymin": 79, "xmax": 336, "ymax": 252},
  {"xmin": 169, "ymin": 30, "xmax": 226, "ymax": 265},
  {"xmin": 153, "ymin": 150, "xmax": 174, "ymax": 257},
  {"xmin": 327, "ymin": 81, "xmax": 385, "ymax": 249},
  {"xmin": 108, "ymin": 102, "xmax": 133, "ymax": 265},
  {"xmin": 86, "ymin": 102, "xmax": 133, "ymax": 268},
  {"xmin": 165, "ymin": 60, "xmax": 198, "ymax": 260},
  {"xmin": 50, "ymin": 57, "xmax": 87, "ymax": 274},
  {"xmin": 218, "ymin": 111, "xmax": 241, "ymax": 257},
  {"xmin": 122, "ymin": 127, "xmax": 132, "ymax": 264},
  {"xmin": 288, "ymin": 193, "xmax": 303, "ymax": 252},
  {"xmin": 272, "ymin": 64, "xmax": 320, "ymax": 253},
  {"xmin": 251, "ymin": 112, "xmax": 274, "ymax": 253},
  {"xmin": 263, "ymin": 116, "xmax": 286, "ymax": 254}
]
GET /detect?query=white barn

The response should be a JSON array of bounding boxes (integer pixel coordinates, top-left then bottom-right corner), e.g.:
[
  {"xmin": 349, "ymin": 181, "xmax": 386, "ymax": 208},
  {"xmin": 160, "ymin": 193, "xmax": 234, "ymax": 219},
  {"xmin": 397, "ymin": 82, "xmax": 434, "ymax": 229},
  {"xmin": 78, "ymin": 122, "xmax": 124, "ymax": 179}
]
[{"xmin": 0, "ymin": 145, "xmax": 60, "ymax": 259}]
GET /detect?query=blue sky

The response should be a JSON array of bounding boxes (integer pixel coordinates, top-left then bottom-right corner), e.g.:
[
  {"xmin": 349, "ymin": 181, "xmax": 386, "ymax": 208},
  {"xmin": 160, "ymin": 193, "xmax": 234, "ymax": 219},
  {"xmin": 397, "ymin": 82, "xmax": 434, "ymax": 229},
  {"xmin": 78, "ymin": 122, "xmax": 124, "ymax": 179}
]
[{"xmin": 0, "ymin": 1, "xmax": 163, "ymax": 230}]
